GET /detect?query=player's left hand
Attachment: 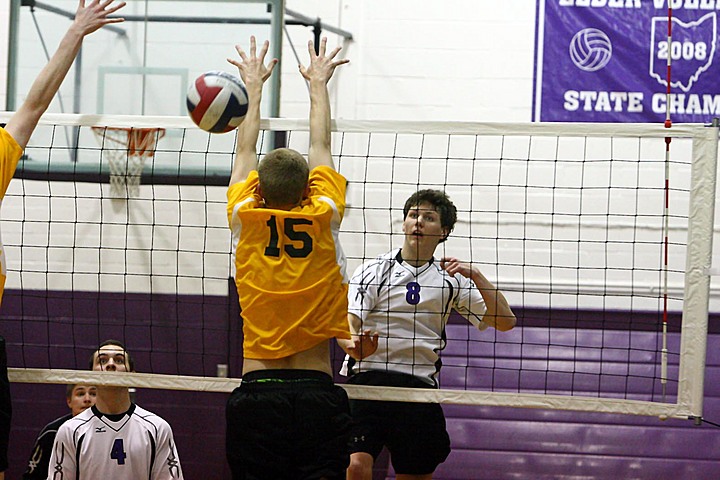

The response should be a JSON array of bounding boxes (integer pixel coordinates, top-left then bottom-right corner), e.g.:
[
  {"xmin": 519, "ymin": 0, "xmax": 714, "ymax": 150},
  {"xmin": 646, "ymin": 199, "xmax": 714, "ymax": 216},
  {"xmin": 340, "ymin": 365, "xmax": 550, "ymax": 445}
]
[
  {"xmin": 299, "ymin": 37, "xmax": 349, "ymax": 84},
  {"xmin": 74, "ymin": 0, "xmax": 126, "ymax": 35},
  {"xmin": 228, "ymin": 36, "xmax": 278, "ymax": 89},
  {"xmin": 343, "ymin": 329, "xmax": 379, "ymax": 360},
  {"xmin": 440, "ymin": 256, "xmax": 475, "ymax": 279}
]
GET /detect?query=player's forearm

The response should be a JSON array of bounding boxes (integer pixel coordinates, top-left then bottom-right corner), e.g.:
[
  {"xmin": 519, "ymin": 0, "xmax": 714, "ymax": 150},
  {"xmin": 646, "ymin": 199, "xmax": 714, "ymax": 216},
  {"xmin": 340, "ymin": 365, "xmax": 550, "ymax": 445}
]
[
  {"xmin": 472, "ymin": 270, "xmax": 516, "ymax": 331},
  {"xmin": 337, "ymin": 338, "xmax": 357, "ymax": 357},
  {"xmin": 482, "ymin": 290, "xmax": 516, "ymax": 331},
  {"xmin": 340, "ymin": 314, "xmax": 362, "ymax": 358},
  {"xmin": 337, "ymin": 330, "xmax": 379, "ymax": 360},
  {"xmin": 7, "ymin": 27, "xmax": 84, "ymax": 148},
  {"xmin": 24, "ymin": 26, "xmax": 84, "ymax": 117},
  {"xmin": 308, "ymin": 80, "xmax": 334, "ymax": 170},
  {"xmin": 230, "ymin": 83, "xmax": 263, "ymax": 184},
  {"xmin": 237, "ymin": 82, "xmax": 263, "ymax": 152}
]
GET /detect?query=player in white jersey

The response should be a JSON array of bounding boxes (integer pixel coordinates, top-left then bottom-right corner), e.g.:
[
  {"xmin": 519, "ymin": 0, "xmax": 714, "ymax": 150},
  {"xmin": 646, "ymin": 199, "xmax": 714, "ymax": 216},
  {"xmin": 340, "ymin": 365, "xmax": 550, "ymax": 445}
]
[
  {"xmin": 341, "ymin": 248, "xmax": 491, "ymax": 385},
  {"xmin": 48, "ymin": 340, "xmax": 183, "ymax": 480},
  {"xmin": 343, "ymin": 189, "xmax": 516, "ymax": 480}
]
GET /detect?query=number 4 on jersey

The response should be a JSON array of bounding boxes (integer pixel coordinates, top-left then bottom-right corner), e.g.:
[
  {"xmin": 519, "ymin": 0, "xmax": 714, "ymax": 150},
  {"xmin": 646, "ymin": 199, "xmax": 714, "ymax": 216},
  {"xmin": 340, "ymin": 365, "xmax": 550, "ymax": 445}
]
[{"xmin": 111, "ymin": 438, "xmax": 127, "ymax": 465}]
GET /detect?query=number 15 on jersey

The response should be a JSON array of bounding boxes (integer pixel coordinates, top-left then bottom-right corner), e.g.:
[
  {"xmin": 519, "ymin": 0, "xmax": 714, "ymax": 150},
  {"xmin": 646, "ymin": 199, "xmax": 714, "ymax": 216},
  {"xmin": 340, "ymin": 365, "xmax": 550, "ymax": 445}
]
[{"xmin": 264, "ymin": 214, "xmax": 314, "ymax": 258}]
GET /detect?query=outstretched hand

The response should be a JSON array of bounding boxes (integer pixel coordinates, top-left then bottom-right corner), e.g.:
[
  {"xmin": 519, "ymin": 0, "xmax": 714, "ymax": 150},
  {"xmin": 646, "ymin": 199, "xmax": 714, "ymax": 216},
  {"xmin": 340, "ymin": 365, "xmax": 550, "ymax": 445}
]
[
  {"xmin": 299, "ymin": 37, "xmax": 349, "ymax": 84},
  {"xmin": 228, "ymin": 36, "xmax": 278, "ymax": 89},
  {"xmin": 74, "ymin": 0, "xmax": 126, "ymax": 36},
  {"xmin": 342, "ymin": 330, "xmax": 379, "ymax": 360}
]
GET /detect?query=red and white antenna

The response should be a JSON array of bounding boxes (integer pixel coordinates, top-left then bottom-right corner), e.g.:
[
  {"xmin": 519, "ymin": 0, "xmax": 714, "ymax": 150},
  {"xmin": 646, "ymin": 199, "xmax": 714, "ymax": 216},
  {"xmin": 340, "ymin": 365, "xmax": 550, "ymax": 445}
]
[{"xmin": 661, "ymin": 4, "xmax": 673, "ymax": 403}]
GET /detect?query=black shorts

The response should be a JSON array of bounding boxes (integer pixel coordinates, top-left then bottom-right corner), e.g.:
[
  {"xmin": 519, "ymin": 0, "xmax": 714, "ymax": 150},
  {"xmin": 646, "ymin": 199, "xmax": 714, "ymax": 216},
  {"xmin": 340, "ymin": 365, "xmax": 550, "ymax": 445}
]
[
  {"xmin": 0, "ymin": 336, "xmax": 10, "ymax": 472},
  {"xmin": 348, "ymin": 371, "xmax": 451, "ymax": 475},
  {"xmin": 226, "ymin": 369, "xmax": 351, "ymax": 480}
]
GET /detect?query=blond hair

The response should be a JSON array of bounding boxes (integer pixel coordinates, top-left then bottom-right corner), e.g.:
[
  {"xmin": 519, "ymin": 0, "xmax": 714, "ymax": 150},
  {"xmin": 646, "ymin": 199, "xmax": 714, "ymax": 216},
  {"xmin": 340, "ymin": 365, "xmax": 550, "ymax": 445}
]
[{"xmin": 257, "ymin": 148, "xmax": 310, "ymax": 207}]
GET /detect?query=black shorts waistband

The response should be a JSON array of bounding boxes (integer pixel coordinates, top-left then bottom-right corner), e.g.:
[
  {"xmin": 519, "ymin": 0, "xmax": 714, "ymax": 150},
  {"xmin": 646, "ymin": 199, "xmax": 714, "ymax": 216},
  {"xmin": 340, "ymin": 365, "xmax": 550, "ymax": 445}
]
[
  {"xmin": 241, "ymin": 369, "xmax": 333, "ymax": 385},
  {"xmin": 348, "ymin": 370, "xmax": 436, "ymax": 389}
]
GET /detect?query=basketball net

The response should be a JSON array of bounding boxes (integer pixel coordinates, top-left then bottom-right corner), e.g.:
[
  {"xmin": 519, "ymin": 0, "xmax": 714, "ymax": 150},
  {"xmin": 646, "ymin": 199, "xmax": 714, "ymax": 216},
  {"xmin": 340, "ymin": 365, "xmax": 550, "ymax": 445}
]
[{"xmin": 91, "ymin": 127, "xmax": 166, "ymax": 198}]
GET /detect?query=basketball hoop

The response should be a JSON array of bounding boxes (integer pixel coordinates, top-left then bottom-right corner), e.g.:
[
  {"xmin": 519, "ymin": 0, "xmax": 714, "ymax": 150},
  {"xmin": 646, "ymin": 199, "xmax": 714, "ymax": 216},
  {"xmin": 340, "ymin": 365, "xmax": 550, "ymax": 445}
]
[{"xmin": 92, "ymin": 126, "xmax": 166, "ymax": 198}]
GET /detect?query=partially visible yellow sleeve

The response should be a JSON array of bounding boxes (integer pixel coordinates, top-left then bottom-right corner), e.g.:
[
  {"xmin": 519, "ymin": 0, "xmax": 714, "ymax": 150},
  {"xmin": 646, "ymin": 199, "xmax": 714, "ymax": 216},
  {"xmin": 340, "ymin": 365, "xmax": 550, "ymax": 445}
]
[
  {"xmin": 309, "ymin": 166, "xmax": 347, "ymax": 216},
  {"xmin": 227, "ymin": 170, "xmax": 260, "ymax": 226},
  {"xmin": 0, "ymin": 128, "xmax": 23, "ymax": 198}
]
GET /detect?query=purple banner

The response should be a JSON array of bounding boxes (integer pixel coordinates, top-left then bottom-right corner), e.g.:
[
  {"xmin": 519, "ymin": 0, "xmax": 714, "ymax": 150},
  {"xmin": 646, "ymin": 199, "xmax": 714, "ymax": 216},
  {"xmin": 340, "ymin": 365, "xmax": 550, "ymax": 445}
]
[{"xmin": 533, "ymin": 0, "xmax": 720, "ymax": 123}]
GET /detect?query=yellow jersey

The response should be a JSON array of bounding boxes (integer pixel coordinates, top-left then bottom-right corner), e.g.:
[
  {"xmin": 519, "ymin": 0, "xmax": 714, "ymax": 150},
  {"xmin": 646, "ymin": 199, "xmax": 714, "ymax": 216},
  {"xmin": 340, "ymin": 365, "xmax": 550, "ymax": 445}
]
[
  {"xmin": 0, "ymin": 128, "xmax": 23, "ymax": 306},
  {"xmin": 227, "ymin": 166, "xmax": 351, "ymax": 359}
]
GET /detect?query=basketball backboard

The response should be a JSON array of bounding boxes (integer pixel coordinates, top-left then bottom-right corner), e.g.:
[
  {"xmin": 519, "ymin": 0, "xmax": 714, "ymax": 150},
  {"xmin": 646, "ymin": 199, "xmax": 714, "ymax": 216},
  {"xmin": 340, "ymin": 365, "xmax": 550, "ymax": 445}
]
[{"xmin": 6, "ymin": 0, "xmax": 284, "ymax": 118}]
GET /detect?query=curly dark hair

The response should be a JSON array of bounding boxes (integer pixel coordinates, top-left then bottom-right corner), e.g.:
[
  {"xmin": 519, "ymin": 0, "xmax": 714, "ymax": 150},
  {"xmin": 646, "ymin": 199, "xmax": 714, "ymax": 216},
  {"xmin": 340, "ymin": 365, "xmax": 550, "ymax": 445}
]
[{"xmin": 402, "ymin": 189, "xmax": 457, "ymax": 243}]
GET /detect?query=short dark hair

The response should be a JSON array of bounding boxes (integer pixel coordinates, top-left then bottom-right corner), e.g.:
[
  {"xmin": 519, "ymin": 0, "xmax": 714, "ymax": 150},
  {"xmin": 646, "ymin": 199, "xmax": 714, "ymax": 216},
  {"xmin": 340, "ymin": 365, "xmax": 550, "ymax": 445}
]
[
  {"xmin": 65, "ymin": 384, "xmax": 77, "ymax": 399},
  {"xmin": 89, "ymin": 339, "xmax": 135, "ymax": 372},
  {"xmin": 403, "ymin": 189, "xmax": 457, "ymax": 243},
  {"xmin": 257, "ymin": 148, "xmax": 310, "ymax": 207},
  {"xmin": 66, "ymin": 384, "xmax": 96, "ymax": 398}
]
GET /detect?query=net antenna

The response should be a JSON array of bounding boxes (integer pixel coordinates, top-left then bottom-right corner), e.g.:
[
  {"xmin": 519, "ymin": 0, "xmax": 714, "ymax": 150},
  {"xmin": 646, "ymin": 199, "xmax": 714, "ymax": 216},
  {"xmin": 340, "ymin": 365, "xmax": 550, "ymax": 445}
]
[
  {"xmin": 91, "ymin": 126, "xmax": 166, "ymax": 198},
  {"xmin": 661, "ymin": 4, "xmax": 673, "ymax": 402}
]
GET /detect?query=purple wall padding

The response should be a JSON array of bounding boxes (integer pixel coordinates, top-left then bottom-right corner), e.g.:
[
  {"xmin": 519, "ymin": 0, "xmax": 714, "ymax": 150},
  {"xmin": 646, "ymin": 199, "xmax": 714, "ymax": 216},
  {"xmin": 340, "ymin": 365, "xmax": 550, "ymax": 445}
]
[
  {"xmin": 3, "ymin": 290, "xmax": 719, "ymax": 480},
  {"xmin": 2, "ymin": 287, "xmax": 242, "ymax": 480},
  {"xmin": 386, "ymin": 323, "xmax": 720, "ymax": 480}
]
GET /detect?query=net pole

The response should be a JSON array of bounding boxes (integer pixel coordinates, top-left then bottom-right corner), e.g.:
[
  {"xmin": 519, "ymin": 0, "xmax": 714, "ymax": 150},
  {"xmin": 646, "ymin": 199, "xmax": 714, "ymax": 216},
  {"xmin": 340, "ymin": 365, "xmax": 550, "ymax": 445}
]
[{"xmin": 661, "ymin": 5, "xmax": 673, "ymax": 402}]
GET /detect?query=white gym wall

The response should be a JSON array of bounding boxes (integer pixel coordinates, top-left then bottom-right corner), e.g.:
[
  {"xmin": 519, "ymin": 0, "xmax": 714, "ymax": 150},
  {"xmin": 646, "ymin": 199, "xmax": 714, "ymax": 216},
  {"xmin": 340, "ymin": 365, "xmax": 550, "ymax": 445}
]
[
  {"xmin": 282, "ymin": 0, "xmax": 533, "ymax": 122},
  {"xmin": 9, "ymin": 0, "xmax": 535, "ymax": 121},
  {"xmin": 0, "ymin": 0, "xmax": 10, "ymax": 108}
]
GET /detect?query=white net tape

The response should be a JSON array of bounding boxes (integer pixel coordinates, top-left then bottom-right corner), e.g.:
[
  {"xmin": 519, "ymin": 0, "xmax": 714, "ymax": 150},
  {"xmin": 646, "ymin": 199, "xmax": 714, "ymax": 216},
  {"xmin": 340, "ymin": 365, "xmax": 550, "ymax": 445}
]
[{"xmin": 92, "ymin": 127, "xmax": 165, "ymax": 198}]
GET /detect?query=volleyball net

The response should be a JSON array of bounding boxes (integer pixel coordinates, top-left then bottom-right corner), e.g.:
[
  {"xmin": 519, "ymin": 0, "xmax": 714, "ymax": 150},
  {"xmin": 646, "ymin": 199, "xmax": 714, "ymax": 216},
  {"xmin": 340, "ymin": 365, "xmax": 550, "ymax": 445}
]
[{"xmin": 2, "ymin": 113, "xmax": 716, "ymax": 419}]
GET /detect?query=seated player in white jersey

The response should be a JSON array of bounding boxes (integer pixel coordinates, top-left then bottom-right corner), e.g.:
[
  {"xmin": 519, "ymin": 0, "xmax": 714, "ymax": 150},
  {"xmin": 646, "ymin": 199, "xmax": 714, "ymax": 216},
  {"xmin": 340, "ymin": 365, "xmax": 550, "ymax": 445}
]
[
  {"xmin": 49, "ymin": 340, "xmax": 183, "ymax": 480},
  {"xmin": 342, "ymin": 189, "xmax": 517, "ymax": 480},
  {"xmin": 22, "ymin": 384, "xmax": 96, "ymax": 480}
]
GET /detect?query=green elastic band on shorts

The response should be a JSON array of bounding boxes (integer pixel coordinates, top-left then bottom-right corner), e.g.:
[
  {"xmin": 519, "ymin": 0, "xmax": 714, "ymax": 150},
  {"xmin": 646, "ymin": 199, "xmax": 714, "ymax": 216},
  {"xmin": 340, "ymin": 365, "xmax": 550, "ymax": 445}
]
[{"xmin": 244, "ymin": 377, "xmax": 324, "ymax": 384}]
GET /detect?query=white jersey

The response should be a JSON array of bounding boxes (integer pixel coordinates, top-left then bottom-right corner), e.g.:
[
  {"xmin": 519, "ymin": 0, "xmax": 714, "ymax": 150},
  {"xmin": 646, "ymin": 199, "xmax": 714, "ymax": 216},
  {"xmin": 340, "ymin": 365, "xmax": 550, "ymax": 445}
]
[
  {"xmin": 48, "ymin": 404, "xmax": 183, "ymax": 480},
  {"xmin": 341, "ymin": 248, "xmax": 488, "ymax": 385}
]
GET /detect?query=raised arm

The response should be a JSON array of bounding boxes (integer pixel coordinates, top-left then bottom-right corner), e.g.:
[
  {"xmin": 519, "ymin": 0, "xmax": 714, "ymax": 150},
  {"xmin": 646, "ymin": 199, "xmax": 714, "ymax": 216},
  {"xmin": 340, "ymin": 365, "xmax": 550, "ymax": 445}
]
[
  {"xmin": 441, "ymin": 257, "xmax": 517, "ymax": 332},
  {"xmin": 227, "ymin": 36, "xmax": 278, "ymax": 186},
  {"xmin": 4, "ymin": 0, "xmax": 126, "ymax": 149},
  {"xmin": 299, "ymin": 37, "xmax": 349, "ymax": 171}
]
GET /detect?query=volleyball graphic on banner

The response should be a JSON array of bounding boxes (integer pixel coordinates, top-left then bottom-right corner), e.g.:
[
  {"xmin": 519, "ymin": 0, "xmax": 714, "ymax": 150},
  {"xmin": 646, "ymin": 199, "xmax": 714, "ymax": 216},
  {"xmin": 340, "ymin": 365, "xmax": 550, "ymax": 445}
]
[{"xmin": 569, "ymin": 28, "xmax": 612, "ymax": 72}]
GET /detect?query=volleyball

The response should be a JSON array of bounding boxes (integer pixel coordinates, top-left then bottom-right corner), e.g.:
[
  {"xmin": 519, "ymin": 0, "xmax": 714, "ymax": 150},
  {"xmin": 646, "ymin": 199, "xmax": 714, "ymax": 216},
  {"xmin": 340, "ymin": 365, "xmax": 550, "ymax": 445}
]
[{"xmin": 186, "ymin": 71, "xmax": 249, "ymax": 133}]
